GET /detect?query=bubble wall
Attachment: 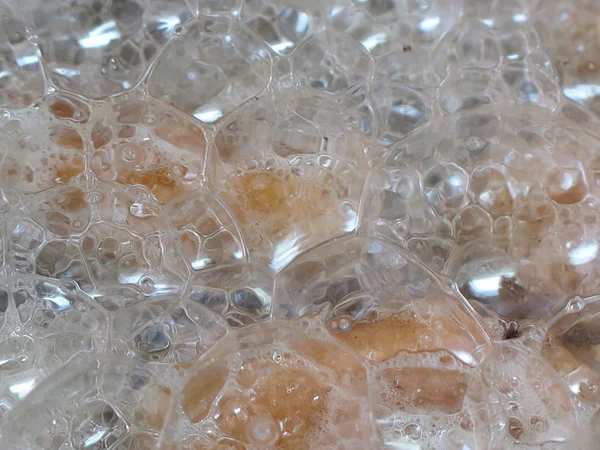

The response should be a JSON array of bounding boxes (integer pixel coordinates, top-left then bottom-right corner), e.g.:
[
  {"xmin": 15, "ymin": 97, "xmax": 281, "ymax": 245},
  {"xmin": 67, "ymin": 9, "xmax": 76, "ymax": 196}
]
[{"xmin": 1, "ymin": 1, "xmax": 600, "ymax": 449}]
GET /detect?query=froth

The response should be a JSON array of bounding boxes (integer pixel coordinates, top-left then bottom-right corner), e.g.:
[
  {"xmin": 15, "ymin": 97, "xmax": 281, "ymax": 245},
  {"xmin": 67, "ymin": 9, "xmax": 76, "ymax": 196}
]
[{"xmin": 177, "ymin": 335, "xmax": 372, "ymax": 449}]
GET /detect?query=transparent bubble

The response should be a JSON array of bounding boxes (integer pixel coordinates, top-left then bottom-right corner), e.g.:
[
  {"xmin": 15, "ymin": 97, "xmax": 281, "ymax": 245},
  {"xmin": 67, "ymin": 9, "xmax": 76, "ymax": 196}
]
[
  {"xmin": 24, "ymin": 0, "xmax": 193, "ymax": 99},
  {"xmin": 148, "ymin": 16, "xmax": 272, "ymax": 124},
  {"xmin": 0, "ymin": 1, "xmax": 598, "ymax": 448},
  {"xmin": 363, "ymin": 104, "xmax": 600, "ymax": 324}
]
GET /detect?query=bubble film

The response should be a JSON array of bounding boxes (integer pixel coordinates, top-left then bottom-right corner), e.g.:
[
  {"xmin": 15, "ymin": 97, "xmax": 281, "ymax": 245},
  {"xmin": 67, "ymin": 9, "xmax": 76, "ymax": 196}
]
[{"xmin": 0, "ymin": 0, "xmax": 600, "ymax": 449}]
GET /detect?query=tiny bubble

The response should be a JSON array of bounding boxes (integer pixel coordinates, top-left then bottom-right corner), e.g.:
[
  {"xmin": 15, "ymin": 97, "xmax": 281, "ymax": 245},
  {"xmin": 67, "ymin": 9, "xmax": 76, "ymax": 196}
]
[
  {"xmin": 85, "ymin": 192, "xmax": 103, "ymax": 204},
  {"xmin": 140, "ymin": 277, "xmax": 155, "ymax": 293},
  {"xmin": 464, "ymin": 135, "xmax": 488, "ymax": 152},
  {"xmin": 122, "ymin": 147, "xmax": 136, "ymax": 162},
  {"xmin": 567, "ymin": 298, "xmax": 584, "ymax": 311}
]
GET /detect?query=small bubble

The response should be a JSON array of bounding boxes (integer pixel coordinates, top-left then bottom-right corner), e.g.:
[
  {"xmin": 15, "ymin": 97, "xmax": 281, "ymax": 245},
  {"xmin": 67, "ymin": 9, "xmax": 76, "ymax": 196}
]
[
  {"xmin": 338, "ymin": 317, "xmax": 352, "ymax": 332},
  {"xmin": 248, "ymin": 415, "xmax": 279, "ymax": 445},
  {"xmin": 140, "ymin": 277, "xmax": 155, "ymax": 293},
  {"xmin": 580, "ymin": 380, "xmax": 598, "ymax": 397},
  {"xmin": 171, "ymin": 164, "xmax": 185, "ymax": 178},
  {"xmin": 0, "ymin": 110, "xmax": 10, "ymax": 120},
  {"xmin": 63, "ymin": 280, "xmax": 78, "ymax": 292},
  {"xmin": 84, "ymin": 192, "xmax": 103, "ymax": 204},
  {"xmin": 446, "ymin": 428, "xmax": 468, "ymax": 447},
  {"xmin": 130, "ymin": 201, "xmax": 160, "ymax": 219},
  {"xmin": 489, "ymin": 393, "xmax": 501, "ymax": 405},
  {"xmin": 318, "ymin": 155, "xmax": 334, "ymax": 169},
  {"xmin": 405, "ymin": 423, "xmax": 422, "ymax": 440},
  {"xmin": 121, "ymin": 147, "xmax": 137, "ymax": 162},
  {"xmin": 464, "ymin": 135, "xmax": 488, "ymax": 152},
  {"xmin": 567, "ymin": 297, "xmax": 584, "ymax": 311},
  {"xmin": 418, "ymin": 332, "xmax": 436, "ymax": 349},
  {"xmin": 530, "ymin": 415, "xmax": 548, "ymax": 433}
]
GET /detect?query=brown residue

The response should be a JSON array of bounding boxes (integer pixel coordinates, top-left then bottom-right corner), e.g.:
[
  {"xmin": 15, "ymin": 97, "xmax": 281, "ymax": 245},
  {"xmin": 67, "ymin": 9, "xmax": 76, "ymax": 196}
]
[{"xmin": 224, "ymin": 169, "xmax": 334, "ymax": 238}]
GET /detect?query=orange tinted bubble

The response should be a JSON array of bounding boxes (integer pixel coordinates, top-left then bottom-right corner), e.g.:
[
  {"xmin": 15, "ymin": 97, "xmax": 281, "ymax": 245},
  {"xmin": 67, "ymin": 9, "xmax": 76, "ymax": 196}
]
[
  {"xmin": 4, "ymin": 157, "xmax": 19, "ymax": 177},
  {"xmin": 185, "ymin": 334, "xmax": 368, "ymax": 450},
  {"xmin": 526, "ymin": 360, "xmax": 576, "ymax": 420},
  {"xmin": 183, "ymin": 364, "xmax": 228, "ymax": 424},
  {"xmin": 2, "ymin": 152, "xmax": 83, "ymax": 187},
  {"xmin": 116, "ymin": 166, "xmax": 186, "ymax": 204},
  {"xmin": 215, "ymin": 363, "xmax": 331, "ymax": 449},
  {"xmin": 292, "ymin": 338, "xmax": 367, "ymax": 390},
  {"xmin": 225, "ymin": 169, "xmax": 334, "ymax": 237},
  {"xmin": 547, "ymin": 167, "xmax": 588, "ymax": 205},
  {"xmin": 92, "ymin": 125, "xmax": 114, "ymax": 149},
  {"xmin": 330, "ymin": 314, "xmax": 478, "ymax": 363},
  {"xmin": 154, "ymin": 113, "xmax": 207, "ymax": 154},
  {"xmin": 92, "ymin": 140, "xmax": 194, "ymax": 203},
  {"xmin": 48, "ymin": 93, "xmax": 91, "ymax": 124},
  {"xmin": 234, "ymin": 356, "xmax": 260, "ymax": 389},
  {"xmin": 50, "ymin": 126, "xmax": 84, "ymax": 151},
  {"xmin": 215, "ymin": 390, "xmax": 280, "ymax": 447},
  {"xmin": 376, "ymin": 366, "xmax": 468, "ymax": 415},
  {"xmin": 330, "ymin": 315, "xmax": 428, "ymax": 361},
  {"xmin": 49, "ymin": 155, "xmax": 84, "ymax": 183},
  {"xmin": 542, "ymin": 316, "xmax": 600, "ymax": 402},
  {"xmin": 1, "ymin": 157, "xmax": 30, "ymax": 183},
  {"xmin": 542, "ymin": 339, "xmax": 582, "ymax": 375},
  {"xmin": 51, "ymin": 187, "xmax": 87, "ymax": 212},
  {"xmin": 49, "ymin": 99, "xmax": 76, "ymax": 120}
]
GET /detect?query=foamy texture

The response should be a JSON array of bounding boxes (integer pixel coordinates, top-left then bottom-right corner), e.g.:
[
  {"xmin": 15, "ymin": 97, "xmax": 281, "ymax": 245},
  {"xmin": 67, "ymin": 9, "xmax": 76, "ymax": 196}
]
[
  {"xmin": 213, "ymin": 154, "xmax": 362, "ymax": 271},
  {"xmin": 2, "ymin": 0, "xmax": 600, "ymax": 448},
  {"xmin": 176, "ymin": 337, "xmax": 372, "ymax": 449},
  {"xmin": 1, "ymin": 94, "xmax": 206, "ymax": 203}
]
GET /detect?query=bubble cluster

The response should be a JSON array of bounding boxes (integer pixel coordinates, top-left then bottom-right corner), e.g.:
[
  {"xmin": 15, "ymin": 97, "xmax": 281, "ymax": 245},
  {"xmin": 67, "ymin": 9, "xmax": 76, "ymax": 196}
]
[{"xmin": 1, "ymin": 0, "xmax": 600, "ymax": 449}]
